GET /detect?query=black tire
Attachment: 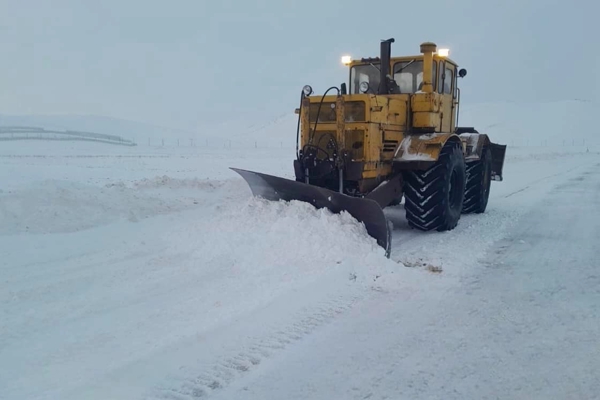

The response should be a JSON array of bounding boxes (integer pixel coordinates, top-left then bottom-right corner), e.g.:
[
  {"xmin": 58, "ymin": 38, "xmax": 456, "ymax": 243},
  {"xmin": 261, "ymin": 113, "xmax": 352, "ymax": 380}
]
[
  {"xmin": 462, "ymin": 147, "xmax": 492, "ymax": 214},
  {"xmin": 404, "ymin": 141, "xmax": 466, "ymax": 231}
]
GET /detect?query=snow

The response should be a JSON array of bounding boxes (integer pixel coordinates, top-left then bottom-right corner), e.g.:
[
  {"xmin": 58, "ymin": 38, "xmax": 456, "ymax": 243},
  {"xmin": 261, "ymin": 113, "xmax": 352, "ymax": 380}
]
[
  {"xmin": 394, "ymin": 135, "xmax": 435, "ymax": 161},
  {"xmin": 219, "ymin": 159, "xmax": 600, "ymax": 400},
  {"xmin": 458, "ymin": 99, "xmax": 598, "ymax": 148},
  {"xmin": 2, "ymin": 100, "xmax": 600, "ymax": 399}
]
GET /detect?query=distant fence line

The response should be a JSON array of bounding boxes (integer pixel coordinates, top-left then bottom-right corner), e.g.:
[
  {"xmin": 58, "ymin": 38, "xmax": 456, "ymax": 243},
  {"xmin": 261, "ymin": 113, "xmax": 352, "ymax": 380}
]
[
  {"xmin": 1, "ymin": 125, "xmax": 595, "ymax": 150},
  {"xmin": 505, "ymin": 138, "xmax": 592, "ymax": 147},
  {"xmin": 0, "ymin": 126, "xmax": 136, "ymax": 146},
  {"xmin": 142, "ymin": 137, "xmax": 595, "ymax": 149},
  {"xmin": 145, "ymin": 137, "xmax": 296, "ymax": 149}
]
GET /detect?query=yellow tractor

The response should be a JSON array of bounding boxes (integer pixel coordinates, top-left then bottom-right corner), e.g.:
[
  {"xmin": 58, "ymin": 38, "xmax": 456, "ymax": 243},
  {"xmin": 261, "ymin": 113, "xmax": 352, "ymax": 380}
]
[{"xmin": 232, "ymin": 39, "xmax": 506, "ymax": 257}]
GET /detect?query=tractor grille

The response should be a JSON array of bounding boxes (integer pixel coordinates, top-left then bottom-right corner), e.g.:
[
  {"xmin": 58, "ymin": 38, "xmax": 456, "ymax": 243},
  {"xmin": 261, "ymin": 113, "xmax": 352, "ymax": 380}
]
[
  {"xmin": 309, "ymin": 103, "xmax": 336, "ymax": 122},
  {"xmin": 306, "ymin": 130, "xmax": 338, "ymax": 159},
  {"xmin": 344, "ymin": 101, "xmax": 366, "ymax": 122},
  {"xmin": 347, "ymin": 130, "xmax": 365, "ymax": 160},
  {"xmin": 383, "ymin": 139, "xmax": 398, "ymax": 153},
  {"xmin": 308, "ymin": 101, "xmax": 366, "ymax": 123},
  {"xmin": 306, "ymin": 129, "xmax": 365, "ymax": 161}
]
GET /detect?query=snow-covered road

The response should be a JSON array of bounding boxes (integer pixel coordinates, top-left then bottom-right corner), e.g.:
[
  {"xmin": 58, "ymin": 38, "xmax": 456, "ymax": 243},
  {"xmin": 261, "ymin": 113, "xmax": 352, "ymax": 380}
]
[
  {"xmin": 1, "ymin": 141, "xmax": 599, "ymax": 400},
  {"xmin": 211, "ymin": 159, "xmax": 600, "ymax": 400}
]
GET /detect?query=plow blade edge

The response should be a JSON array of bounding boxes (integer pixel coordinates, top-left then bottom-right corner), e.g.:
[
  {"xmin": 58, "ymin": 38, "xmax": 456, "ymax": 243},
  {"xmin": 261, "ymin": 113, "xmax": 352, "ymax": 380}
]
[{"xmin": 231, "ymin": 168, "xmax": 391, "ymax": 258}]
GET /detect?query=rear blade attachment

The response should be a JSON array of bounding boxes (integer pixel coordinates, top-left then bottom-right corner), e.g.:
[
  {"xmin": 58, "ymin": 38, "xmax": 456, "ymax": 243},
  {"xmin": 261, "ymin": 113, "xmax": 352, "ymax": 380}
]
[{"xmin": 231, "ymin": 168, "xmax": 392, "ymax": 258}]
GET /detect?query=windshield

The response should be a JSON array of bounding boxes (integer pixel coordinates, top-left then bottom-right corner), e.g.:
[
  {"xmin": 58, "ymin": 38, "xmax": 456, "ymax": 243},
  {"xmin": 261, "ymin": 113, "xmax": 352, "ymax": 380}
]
[
  {"xmin": 351, "ymin": 61, "xmax": 437, "ymax": 94},
  {"xmin": 350, "ymin": 64, "xmax": 381, "ymax": 94},
  {"xmin": 393, "ymin": 60, "xmax": 437, "ymax": 93}
]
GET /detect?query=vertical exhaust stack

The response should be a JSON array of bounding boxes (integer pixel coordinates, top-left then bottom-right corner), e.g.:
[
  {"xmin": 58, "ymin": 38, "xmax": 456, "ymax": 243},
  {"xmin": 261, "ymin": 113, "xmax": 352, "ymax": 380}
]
[
  {"xmin": 420, "ymin": 42, "xmax": 437, "ymax": 93},
  {"xmin": 379, "ymin": 38, "xmax": 395, "ymax": 95}
]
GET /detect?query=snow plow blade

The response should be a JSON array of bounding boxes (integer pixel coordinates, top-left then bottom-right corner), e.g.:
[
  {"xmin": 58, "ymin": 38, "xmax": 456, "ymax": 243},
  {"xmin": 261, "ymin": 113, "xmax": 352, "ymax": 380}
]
[{"xmin": 231, "ymin": 168, "xmax": 391, "ymax": 258}]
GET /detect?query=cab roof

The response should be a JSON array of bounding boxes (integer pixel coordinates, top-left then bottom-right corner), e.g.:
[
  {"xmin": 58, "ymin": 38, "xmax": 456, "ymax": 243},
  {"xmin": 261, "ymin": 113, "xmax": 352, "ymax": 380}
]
[{"xmin": 349, "ymin": 54, "xmax": 458, "ymax": 67}]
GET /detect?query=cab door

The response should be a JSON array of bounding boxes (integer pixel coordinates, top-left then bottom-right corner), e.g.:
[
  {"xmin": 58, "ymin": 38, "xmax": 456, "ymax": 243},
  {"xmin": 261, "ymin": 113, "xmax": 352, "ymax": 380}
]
[{"xmin": 438, "ymin": 61, "xmax": 456, "ymax": 133}]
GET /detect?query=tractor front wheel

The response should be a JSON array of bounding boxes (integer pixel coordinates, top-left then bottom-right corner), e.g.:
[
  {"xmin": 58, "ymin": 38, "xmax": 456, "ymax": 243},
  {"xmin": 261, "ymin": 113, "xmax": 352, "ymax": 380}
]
[{"xmin": 404, "ymin": 141, "xmax": 466, "ymax": 231}]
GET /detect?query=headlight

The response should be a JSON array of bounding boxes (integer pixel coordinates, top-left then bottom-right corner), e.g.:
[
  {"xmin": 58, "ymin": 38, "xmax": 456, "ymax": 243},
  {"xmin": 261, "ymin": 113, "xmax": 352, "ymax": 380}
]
[
  {"xmin": 302, "ymin": 85, "xmax": 313, "ymax": 96},
  {"xmin": 359, "ymin": 81, "xmax": 370, "ymax": 93},
  {"xmin": 341, "ymin": 55, "xmax": 352, "ymax": 65}
]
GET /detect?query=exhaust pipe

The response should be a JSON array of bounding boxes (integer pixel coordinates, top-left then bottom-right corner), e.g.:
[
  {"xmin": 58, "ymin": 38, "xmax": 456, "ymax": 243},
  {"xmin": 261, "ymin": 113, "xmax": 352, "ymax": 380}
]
[
  {"xmin": 379, "ymin": 38, "xmax": 395, "ymax": 95},
  {"xmin": 420, "ymin": 42, "xmax": 437, "ymax": 93}
]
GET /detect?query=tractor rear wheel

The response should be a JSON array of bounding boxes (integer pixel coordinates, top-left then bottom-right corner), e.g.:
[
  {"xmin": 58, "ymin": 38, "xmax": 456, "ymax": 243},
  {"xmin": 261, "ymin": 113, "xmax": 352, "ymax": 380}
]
[
  {"xmin": 404, "ymin": 141, "xmax": 466, "ymax": 231},
  {"xmin": 462, "ymin": 146, "xmax": 492, "ymax": 214}
]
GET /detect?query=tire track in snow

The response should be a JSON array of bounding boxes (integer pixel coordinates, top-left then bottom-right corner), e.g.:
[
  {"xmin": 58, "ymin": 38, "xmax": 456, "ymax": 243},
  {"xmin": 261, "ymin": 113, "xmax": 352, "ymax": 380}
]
[
  {"xmin": 143, "ymin": 293, "xmax": 364, "ymax": 400},
  {"xmin": 503, "ymin": 163, "xmax": 586, "ymax": 198},
  {"xmin": 387, "ymin": 156, "xmax": 599, "ymax": 275}
]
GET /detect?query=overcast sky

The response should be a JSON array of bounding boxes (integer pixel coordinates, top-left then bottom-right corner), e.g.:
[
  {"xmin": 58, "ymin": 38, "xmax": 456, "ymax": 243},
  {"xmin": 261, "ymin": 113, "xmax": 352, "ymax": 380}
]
[{"xmin": 0, "ymin": 0, "xmax": 596, "ymax": 131}]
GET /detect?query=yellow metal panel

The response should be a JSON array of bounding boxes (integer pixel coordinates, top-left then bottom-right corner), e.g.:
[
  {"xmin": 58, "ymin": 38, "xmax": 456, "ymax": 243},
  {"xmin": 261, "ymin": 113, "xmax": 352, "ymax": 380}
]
[
  {"xmin": 413, "ymin": 112, "xmax": 441, "ymax": 130},
  {"xmin": 386, "ymin": 97, "xmax": 408, "ymax": 128},
  {"xmin": 300, "ymin": 97, "xmax": 310, "ymax": 146},
  {"xmin": 411, "ymin": 92, "xmax": 441, "ymax": 112},
  {"xmin": 344, "ymin": 101, "xmax": 366, "ymax": 122},
  {"xmin": 440, "ymin": 95, "xmax": 453, "ymax": 133},
  {"xmin": 365, "ymin": 122, "xmax": 380, "ymax": 162},
  {"xmin": 346, "ymin": 129, "xmax": 365, "ymax": 161},
  {"xmin": 394, "ymin": 133, "xmax": 460, "ymax": 162},
  {"xmin": 420, "ymin": 42, "xmax": 436, "ymax": 93},
  {"xmin": 361, "ymin": 163, "xmax": 392, "ymax": 180},
  {"xmin": 420, "ymin": 132, "xmax": 450, "ymax": 145}
]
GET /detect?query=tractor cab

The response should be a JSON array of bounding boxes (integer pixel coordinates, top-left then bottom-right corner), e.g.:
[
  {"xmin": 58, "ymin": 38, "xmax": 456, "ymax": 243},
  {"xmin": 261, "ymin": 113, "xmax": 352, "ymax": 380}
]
[{"xmin": 345, "ymin": 51, "xmax": 463, "ymax": 97}]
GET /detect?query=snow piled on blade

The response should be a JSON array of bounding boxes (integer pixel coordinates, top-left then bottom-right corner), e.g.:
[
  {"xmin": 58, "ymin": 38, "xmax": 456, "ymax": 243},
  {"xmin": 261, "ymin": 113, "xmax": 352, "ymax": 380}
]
[
  {"xmin": 165, "ymin": 195, "xmax": 391, "ymax": 276},
  {"xmin": 144, "ymin": 194, "xmax": 400, "ymax": 337}
]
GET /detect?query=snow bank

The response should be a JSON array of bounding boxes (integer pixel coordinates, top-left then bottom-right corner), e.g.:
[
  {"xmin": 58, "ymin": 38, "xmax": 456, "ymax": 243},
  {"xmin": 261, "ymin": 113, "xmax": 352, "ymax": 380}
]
[{"xmin": 0, "ymin": 179, "xmax": 207, "ymax": 235}]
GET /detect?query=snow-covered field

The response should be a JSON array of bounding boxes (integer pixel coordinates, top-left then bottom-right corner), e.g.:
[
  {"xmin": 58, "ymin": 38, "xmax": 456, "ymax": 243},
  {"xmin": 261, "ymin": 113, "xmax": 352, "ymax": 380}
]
[{"xmin": 2, "ymin": 101, "xmax": 600, "ymax": 399}]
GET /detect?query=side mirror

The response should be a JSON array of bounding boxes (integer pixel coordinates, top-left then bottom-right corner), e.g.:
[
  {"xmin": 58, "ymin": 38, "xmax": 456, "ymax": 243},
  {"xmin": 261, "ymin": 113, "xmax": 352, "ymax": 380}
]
[
  {"xmin": 458, "ymin": 68, "xmax": 467, "ymax": 78},
  {"xmin": 340, "ymin": 83, "xmax": 347, "ymax": 95}
]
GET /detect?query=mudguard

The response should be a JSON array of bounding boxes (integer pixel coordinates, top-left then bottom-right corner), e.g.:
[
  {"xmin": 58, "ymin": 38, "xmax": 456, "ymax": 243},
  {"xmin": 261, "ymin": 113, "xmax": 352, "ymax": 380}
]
[
  {"xmin": 489, "ymin": 142, "xmax": 507, "ymax": 181},
  {"xmin": 231, "ymin": 168, "xmax": 392, "ymax": 258}
]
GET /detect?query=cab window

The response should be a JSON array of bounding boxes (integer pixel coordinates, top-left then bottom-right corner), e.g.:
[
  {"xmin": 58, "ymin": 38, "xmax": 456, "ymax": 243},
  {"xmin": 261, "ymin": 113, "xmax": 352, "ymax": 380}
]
[
  {"xmin": 444, "ymin": 64, "xmax": 454, "ymax": 94},
  {"xmin": 438, "ymin": 61, "xmax": 454, "ymax": 95},
  {"xmin": 393, "ymin": 60, "xmax": 437, "ymax": 93},
  {"xmin": 350, "ymin": 64, "xmax": 381, "ymax": 94}
]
